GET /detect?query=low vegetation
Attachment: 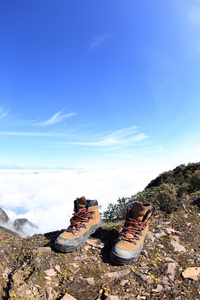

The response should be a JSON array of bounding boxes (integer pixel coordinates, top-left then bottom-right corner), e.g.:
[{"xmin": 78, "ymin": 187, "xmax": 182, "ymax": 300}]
[{"xmin": 103, "ymin": 162, "xmax": 200, "ymax": 221}]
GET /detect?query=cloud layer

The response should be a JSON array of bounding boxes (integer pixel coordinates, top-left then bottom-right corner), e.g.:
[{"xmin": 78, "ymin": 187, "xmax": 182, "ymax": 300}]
[{"xmin": 0, "ymin": 165, "xmax": 167, "ymax": 236}]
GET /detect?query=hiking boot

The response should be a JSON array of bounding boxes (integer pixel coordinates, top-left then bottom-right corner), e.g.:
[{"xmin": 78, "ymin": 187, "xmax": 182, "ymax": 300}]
[
  {"xmin": 54, "ymin": 196, "xmax": 102, "ymax": 252},
  {"xmin": 110, "ymin": 201, "xmax": 156, "ymax": 265}
]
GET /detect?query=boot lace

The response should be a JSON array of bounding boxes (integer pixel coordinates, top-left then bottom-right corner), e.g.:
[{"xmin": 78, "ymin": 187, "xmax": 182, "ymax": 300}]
[
  {"xmin": 120, "ymin": 206, "xmax": 156, "ymax": 242},
  {"xmin": 67, "ymin": 208, "xmax": 94, "ymax": 234}
]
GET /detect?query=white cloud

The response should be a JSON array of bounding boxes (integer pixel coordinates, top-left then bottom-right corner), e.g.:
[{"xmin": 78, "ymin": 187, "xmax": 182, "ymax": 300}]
[
  {"xmin": 0, "ymin": 131, "xmax": 68, "ymax": 137},
  {"xmin": 57, "ymin": 126, "xmax": 148, "ymax": 147},
  {"xmin": 34, "ymin": 109, "xmax": 76, "ymax": 126},
  {"xmin": 0, "ymin": 126, "xmax": 148, "ymax": 150},
  {"xmin": 89, "ymin": 33, "xmax": 112, "ymax": 51},
  {"xmin": 0, "ymin": 165, "xmax": 167, "ymax": 236}
]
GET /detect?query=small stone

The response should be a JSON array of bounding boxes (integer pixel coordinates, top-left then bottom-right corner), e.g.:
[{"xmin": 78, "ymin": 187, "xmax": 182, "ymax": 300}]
[
  {"xmin": 55, "ymin": 265, "xmax": 61, "ymax": 273},
  {"xmin": 61, "ymin": 293, "xmax": 77, "ymax": 300},
  {"xmin": 152, "ymin": 284, "xmax": 163, "ymax": 293},
  {"xmin": 135, "ymin": 272, "xmax": 152, "ymax": 285},
  {"xmin": 165, "ymin": 257, "xmax": 176, "ymax": 263},
  {"xmin": 77, "ymin": 276, "xmax": 95, "ymax": 286},
  {"xmin": 86, "ymin": 238, "xmax": 104, "ymax": 249},
  {"xmin": 166, "ymin": 262, "xmax": 177, "ymax": 281},
  {"xmin": 165, "ymin": 228, "xmax": 179, "ymax": 234},
  {"xmin": 120, "ymin": 279, "xmax": 129, "ymax": 286},
  {"xmin": 104, "ymin": 269, "xmax": 131, "ymax": 280},
  {"xmin": 155, "ymin": 231, "xmax": 165, "ymax": 239},
  {"xmin": 182, "ymin": 267, "xmax": 200, "ymax": 281},
  {"xmin": 187, "ymin": 259, "xmax": 194, "ymax": 265},
  {"xmin": 171, "ymin": 236, "xmax": 186, "ymax": 253},
  {"xmin": 46, "ymin": 287, "xmax": 53, "ymax": 300},
  {"xmin": 44, "ymin": 269, "xmax": 57, "ymax": 277},
  {"xmin": 69, "ymin": 263, "xmax": 79, "ymax": 268},
  {"xmin": 141, "ymin": 250, "xmax": 148, "ymax": 258},
  {"xmin": 108, "ymin": 296, "xmax": 120, "ymax": 300},
  {"xmin": 84, "ymin": 244, "xmax": 90, "ymax": 251},
  {"xmin": 44, "ymin": 276, "xmax": 51, "ymax": 281},
  {"xmin": 32, "ymin": 247, "xmax": 51, "ymax": 254}
]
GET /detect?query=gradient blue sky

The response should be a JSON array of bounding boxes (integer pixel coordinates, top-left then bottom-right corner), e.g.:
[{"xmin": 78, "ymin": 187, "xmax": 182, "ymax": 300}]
[{"xmin": 1, "ymin": 0, "xmax": 200, "ymax": 170}]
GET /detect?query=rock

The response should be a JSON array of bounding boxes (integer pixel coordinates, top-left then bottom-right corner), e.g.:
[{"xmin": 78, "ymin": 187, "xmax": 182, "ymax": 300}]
[
  {"xmin": 170, "ymin": 236, "xmax": 186, "ymax": 252},
  {"xmin": 187, "ymin": 259, "xmax": 194, "ymax": 265},
  {"xmin": 55, "ymin": 265, "xmax": 61, "ymax": 273},
  {"xmin": 135, "ymin": 272, "xmax": 153, "ymax": 284},
  {"xmin": 46, "ymin": 287, "xmax": 53, "ymax": 300},
  {"xmin": 0, "ymin": 208, "xmax": 9, "ymax": 223},
  {"xmin": 165, "ymin": 228, "xmax": 179, "ymax": 234},
  {"xmin": 86, "ymin": 238, "xmax": 104, "ymax": 249},
  {"xmin": 44, "ymin": 269, "xmax": 57, "ymax": 277},
  {"xmin": 141, "ymin": 249, "xmax": 148, "ymax": 258},
  {"xmin": 165, "ymin": 257, "xmax": 176, "ymax": 263},
  {"xmin": 120, "ymin": 279, "xmax": 129, "ymax": 286},
  {"xmin": 166, "ymin": 262, "xmax": 177, "ymax": 281},
  {"xmin": 61, "ymin": 293, "xmax": 77, "ymax": 300},
  {"xmin": 108, "ymin": 296, "xmax": 120, "ymax": 300},
  {"xmin": 32, "ymin": 246, "xmax": 51, "ymax": 254},
  {"xmin": 104, "ymin": 269, "xmax": 131, "ymax": 280},
  {"xmin": 155, "ymin": 231, "xmax": 165, "ymax": 239},
  {"xmin": 182, "ymin": 267, "xmax": 200, "ymax": 281},
  {"xmin": 77, "ymin": 276, "xmax": 95, "ymax": 286},
  {"xmin": 152, "ymin": 284, "xmax": 163, "ymax": 293}
]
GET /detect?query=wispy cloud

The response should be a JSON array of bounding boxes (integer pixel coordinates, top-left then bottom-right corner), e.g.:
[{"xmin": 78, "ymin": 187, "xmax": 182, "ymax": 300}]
[
  {"xmin": 0, "ymin": 126, "xmax": 148, "ymax": 148},
  {"xmin": 89, "ymin": 33, "xmax": 112, "ymax": 51},
  {"xmin": 33, "ymin": 109, "xmax": 76, "ymax": 126},
  {"xmin": 57, "ymin": 126, "xmax": 148, "ymax": 147},
  {"xmin": 0, "ymin": 131, "xmax": 73, "ymax": 137},
  {"xmin": 0, "ymin": 107, "xmax": 9, "ymax": 120}
]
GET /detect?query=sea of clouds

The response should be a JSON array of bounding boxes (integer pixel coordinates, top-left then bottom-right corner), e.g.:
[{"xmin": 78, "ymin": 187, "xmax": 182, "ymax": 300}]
[{"xmin": 0, "ymin": 165, "xmax": 168, "ymax": 236}]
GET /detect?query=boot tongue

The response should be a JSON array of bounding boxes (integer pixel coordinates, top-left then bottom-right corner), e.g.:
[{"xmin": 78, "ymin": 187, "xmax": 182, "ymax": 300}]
[
  {"xmin": 75, "ymin": 196, "xmax": 87, "ymax": 212},
  {"xmin": 129, "ymin": 202, "xmax": 152, "ymax": 222}
]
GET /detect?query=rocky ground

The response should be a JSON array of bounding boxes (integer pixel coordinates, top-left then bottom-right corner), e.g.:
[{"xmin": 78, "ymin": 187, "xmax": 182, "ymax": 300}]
[{"xmin": 0, "ymin": 194, "xmax": 200, "ymax": 300}]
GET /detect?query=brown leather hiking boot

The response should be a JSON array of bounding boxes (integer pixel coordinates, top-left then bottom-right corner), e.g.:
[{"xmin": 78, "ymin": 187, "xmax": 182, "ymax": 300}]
[
  {"xmin": 110, "ymin": 201, "xmax": 156, "ymax": 265},
  {"xmin": 54, "ymin": 196, "xmax": 102, "ymax": 252}
]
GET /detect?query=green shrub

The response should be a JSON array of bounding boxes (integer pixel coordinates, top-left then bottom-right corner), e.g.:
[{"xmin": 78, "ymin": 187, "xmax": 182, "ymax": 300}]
[
  {"xmin": 189, "ymin": 170, "xmax": 200, "ymax": 192},
  {"xmin": 103, "ymin": 197, "xmax": 131, "ymax": 221},
  {"xmin": 154, "ymin": 183, "xmax": 178, "ymax": 213}
]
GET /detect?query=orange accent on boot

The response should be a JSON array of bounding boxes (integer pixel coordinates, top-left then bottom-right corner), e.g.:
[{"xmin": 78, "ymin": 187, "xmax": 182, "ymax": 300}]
[
  {"xmin": 116, "ymin": 202, "xmax": 156, "ymax": 250},
  {"xmin": 59, "ymin": 197, "xmax": 101, "ymax": 241}
]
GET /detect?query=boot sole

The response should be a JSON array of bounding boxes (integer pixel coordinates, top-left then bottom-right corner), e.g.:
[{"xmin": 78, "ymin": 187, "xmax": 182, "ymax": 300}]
[
  {"xmin": 110, "ymin": 240, "xmax": 144, "ymax": 265},
  {"xmin": 54, "ymin": 221, "xmax": 102, "ymax": 253}
]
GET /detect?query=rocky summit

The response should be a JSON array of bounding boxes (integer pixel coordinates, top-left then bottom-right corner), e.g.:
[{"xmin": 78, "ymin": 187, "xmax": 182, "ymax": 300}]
[{"xmin": 0, "ymin": 193, "xmax": 200, "ymax": 299}]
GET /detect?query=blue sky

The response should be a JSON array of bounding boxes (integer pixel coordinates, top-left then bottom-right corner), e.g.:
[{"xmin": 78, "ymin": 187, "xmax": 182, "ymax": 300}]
[{"xmin": 1, "ymin": 0, "xmax": 200, "ymax": 170}]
